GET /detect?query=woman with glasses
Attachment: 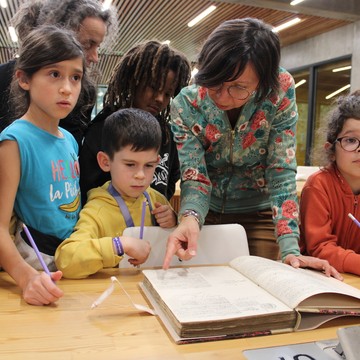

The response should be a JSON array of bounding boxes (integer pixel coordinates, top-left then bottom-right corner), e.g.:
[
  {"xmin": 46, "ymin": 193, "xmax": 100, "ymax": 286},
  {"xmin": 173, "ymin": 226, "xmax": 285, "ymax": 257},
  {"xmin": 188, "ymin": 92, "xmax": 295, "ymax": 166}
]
[
  {"xmin": 299, "ymin": 90, "xmax": 360, "ymax": 275},
  {"xmin": 163, "ymin": 17, "xmax": 341, "ymax": 279}
]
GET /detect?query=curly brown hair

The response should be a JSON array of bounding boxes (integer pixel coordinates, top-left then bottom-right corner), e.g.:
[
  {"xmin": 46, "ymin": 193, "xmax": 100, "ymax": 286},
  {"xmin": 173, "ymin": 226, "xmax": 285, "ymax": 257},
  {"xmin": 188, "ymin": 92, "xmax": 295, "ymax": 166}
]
[{"xmin": 312, "ymin": 90, "xmax": 360, "ymax": 167}]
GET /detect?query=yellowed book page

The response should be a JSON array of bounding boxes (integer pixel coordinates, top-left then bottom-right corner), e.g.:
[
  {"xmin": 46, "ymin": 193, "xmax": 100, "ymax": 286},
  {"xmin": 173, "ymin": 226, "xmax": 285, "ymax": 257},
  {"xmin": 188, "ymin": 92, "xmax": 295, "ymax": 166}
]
[
  {"xmin": 142, "ymin": 266, "xmax": 292, "ymax": 324},
  {"xmin": 230, "ymin": 256, "xmax": 360, "ymax": 310}
]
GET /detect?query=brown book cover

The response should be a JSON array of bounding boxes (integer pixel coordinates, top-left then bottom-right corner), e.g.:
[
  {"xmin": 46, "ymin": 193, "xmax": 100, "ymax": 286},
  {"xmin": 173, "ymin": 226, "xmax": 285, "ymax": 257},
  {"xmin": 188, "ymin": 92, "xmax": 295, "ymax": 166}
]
[{"xmin": 140, "ymin": 256, "xmax": 360, "ymax": 344}]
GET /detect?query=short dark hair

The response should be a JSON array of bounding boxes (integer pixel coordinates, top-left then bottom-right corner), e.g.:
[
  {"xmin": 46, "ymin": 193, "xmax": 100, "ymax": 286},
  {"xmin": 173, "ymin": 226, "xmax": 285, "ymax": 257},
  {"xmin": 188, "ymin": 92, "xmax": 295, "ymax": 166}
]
[
  {"xmin": 195, "ymin": 18, "xmax": 280, "ymax": 103},
  {"xmin": 102, "ymin": 108, "xmax": 162, "ymax": 160},
  {"xmin": 10, "ymin": 25, "xmax": 89, "ymax": 119}
]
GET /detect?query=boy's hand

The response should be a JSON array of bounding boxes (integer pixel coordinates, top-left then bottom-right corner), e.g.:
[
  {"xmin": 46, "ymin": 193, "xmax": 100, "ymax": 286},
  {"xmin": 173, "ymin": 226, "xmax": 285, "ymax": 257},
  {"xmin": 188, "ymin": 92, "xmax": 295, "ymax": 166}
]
[
  {"xmin": 122, "ymin": 237, "xmax": 151, "ymax": 266},
  {"xmin": 152, "ymin": 202, "xmax": 177, "ymax": 228}
]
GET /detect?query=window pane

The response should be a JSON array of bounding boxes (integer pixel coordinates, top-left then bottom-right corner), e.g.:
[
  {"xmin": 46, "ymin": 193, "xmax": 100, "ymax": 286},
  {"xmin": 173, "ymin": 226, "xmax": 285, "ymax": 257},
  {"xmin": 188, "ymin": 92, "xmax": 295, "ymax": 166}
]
[
  {"xmin": 313, "ymin": 59, "xmax": 351, "ymax": 163},
  {"xmin": 91, "ymin": 85, "xmax": 108, "ymax": 119},
  {"xmin": 292, "ymin": 71, "xmax": 309, "ymax": 166},
  {"xmin": 290, "ymin": 58, "xmax": 351, "ymax": 166}
]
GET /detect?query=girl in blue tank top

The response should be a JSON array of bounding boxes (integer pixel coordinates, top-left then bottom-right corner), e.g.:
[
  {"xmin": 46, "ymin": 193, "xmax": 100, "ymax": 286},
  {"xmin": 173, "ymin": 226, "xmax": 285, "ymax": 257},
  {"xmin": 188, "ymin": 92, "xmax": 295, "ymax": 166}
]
[{"xmin": 0, "ymin": 25, "xmax": 90, "ymax": 305}]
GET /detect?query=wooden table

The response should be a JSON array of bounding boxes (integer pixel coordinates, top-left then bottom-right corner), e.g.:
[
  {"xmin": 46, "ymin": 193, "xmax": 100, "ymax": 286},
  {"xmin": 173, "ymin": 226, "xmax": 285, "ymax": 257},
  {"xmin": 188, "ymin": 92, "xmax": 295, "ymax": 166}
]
[{"xmin": 1, "ymin": 268, "xmax": 359, "ymax": 360}]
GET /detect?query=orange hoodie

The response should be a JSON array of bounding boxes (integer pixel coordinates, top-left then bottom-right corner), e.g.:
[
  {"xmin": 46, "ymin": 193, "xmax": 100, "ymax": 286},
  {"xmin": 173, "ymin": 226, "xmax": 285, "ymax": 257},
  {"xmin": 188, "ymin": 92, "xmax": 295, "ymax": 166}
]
[{"xmin": 299, "ymin": 164, "xmax": 360, "ymax": 275}]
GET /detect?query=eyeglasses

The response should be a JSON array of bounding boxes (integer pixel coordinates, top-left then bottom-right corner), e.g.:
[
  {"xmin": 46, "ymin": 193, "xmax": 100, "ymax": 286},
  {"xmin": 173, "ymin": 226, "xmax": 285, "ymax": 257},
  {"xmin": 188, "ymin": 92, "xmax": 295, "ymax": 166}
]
[
  {"xmin": 207, "ymin": 84, "xmax": 256, "ymax": 101},
  {"xmin": 335, "ymin": 136, "xmax": 360, "ymax": 152}
]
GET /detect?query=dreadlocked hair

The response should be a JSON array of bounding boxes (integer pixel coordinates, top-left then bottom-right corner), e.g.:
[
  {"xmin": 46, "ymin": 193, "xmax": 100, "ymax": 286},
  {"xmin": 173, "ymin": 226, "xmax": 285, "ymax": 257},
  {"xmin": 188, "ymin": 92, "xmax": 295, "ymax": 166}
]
[{"xmin": 104, "ymin": 40, "xmax": 191, "ymax": 143}]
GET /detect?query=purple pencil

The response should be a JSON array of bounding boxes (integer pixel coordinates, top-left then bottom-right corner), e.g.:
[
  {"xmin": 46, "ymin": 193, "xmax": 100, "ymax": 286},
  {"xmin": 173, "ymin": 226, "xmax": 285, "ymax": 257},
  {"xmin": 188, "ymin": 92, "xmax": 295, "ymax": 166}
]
[
  {"xmin": 140, "ymin": 200, "xmax": 147, "ymax": 239},
  {"xmin": 348, "ymin": 213, "xmax": 360, "ymax": 229},
  {"xmin": 22, "ymin": 223, "xmax": 51, "ymax": 277}
]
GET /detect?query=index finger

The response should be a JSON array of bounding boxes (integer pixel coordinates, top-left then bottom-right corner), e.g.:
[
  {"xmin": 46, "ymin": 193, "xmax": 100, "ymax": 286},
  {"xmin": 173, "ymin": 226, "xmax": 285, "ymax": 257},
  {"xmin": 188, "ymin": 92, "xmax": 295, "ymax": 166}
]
[{"xmin": 162, "ymin": 236, "xmax": 178, "ymax": 270}]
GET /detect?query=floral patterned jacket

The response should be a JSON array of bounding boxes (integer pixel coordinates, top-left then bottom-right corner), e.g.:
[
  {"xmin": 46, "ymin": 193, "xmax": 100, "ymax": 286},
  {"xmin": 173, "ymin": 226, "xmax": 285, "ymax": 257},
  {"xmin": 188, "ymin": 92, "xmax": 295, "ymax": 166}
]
[{"xmin": 170, "ymin": 67, "xmax": 300, "ymax": 258}]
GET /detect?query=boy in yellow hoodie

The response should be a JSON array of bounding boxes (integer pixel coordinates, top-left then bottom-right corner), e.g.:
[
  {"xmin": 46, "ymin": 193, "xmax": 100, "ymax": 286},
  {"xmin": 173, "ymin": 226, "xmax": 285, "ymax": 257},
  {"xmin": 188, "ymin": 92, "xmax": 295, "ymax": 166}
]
[{"xmin": 55, "ymin": 108, "xmax": 177, "ymax": 278}]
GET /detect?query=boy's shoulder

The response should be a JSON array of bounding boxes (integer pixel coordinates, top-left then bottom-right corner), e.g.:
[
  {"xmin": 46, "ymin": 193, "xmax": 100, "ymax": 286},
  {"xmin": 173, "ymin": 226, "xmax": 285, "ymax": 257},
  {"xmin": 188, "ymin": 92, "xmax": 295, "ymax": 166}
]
[{"xmin": 85, "ymin": 181, "xmax": 114, "ymax": 203}]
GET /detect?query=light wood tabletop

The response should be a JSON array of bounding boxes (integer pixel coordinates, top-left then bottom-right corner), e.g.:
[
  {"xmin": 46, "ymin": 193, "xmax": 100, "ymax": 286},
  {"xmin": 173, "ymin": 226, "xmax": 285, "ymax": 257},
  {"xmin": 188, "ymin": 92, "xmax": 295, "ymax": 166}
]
[{"xmin": 1, "ymin": 268, "xmax": 360, "ymax": 360}]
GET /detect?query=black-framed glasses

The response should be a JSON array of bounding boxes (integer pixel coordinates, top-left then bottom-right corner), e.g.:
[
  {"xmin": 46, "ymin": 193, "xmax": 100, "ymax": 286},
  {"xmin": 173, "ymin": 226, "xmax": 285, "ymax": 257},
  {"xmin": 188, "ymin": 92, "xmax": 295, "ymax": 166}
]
[
  {"xmin": 208, "ymin": 84, "xmax": 255, "ymax": 101},
  {"xmin": 335, "ymin": 136, "xmax": 360, "ymax": 152}
]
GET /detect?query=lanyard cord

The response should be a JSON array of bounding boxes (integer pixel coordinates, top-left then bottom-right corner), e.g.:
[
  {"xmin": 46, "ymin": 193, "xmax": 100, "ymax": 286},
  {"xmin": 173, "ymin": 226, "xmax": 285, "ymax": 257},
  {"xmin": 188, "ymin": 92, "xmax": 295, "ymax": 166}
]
[{"xmin": 108, "ymin": 183, "xmax": 156, "ymax": 227}]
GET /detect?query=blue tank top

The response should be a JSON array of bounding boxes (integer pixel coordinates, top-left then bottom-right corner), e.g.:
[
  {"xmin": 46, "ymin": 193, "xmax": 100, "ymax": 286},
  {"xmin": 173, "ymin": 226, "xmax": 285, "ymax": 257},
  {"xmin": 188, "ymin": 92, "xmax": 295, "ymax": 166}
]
[{"xmin": 1, "ymin": 120, "xmax": 80, "ymax": 240}]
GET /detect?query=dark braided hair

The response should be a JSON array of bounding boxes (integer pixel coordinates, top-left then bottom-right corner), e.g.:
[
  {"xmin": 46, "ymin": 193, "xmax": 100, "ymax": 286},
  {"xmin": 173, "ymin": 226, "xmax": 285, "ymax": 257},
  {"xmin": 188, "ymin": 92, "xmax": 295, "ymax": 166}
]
[{"xmin": 103, "ymin": 40, "xmax": 191, "ymax": 142}]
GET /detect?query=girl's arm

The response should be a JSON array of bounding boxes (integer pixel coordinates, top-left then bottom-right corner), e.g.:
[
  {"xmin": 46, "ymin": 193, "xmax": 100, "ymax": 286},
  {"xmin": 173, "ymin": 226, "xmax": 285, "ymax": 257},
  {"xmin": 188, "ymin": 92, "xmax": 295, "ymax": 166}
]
[
  {"xmin": 300, "ymin": 182, "xmax": 360, "ymax": 276},
  {"xmin": 0, "ymin": 140, "xmax": 63, "ymax": 305}
]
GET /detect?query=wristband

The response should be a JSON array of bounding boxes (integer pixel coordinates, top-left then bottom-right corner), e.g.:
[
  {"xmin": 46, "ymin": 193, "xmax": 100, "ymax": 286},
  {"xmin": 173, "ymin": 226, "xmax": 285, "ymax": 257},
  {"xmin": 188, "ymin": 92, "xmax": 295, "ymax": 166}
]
[
  {"xmin": 113, "ymin": 236, "xmax": 124, "ymax": 256},
  {"xmin": 180, "ymin": 209, "xmax": 202, "ymax": 229}
]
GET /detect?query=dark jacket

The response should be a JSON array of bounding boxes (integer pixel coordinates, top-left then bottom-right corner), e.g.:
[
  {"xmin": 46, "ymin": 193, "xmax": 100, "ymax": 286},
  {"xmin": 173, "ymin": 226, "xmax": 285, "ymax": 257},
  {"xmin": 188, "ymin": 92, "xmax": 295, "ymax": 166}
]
[{"xmin": 79, "ymin": 107, "xmax": 180, "ymax": 204}]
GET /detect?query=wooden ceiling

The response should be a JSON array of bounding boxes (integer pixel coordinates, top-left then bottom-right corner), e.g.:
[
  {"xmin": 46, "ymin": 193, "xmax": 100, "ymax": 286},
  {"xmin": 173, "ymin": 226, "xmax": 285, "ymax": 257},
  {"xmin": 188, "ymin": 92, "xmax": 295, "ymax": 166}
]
[{"xmin": 0, "ymin": 0, "xmax": 358, "ymax": 84}]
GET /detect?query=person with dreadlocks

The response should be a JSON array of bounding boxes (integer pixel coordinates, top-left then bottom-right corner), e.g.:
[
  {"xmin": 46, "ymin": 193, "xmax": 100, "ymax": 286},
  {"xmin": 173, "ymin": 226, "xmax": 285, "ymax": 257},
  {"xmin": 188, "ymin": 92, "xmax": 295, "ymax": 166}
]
[{"xmin": 79, "ymin": 40, "xmax": 191, "ymax": 205}]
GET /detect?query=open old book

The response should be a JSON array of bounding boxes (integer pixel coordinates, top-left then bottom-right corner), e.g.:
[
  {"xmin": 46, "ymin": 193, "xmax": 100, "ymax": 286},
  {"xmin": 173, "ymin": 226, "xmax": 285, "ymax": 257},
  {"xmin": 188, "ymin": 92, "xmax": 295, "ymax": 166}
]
[{"xmin": 140, "ymin": 256, "xmax": 360, "ymax": 344}]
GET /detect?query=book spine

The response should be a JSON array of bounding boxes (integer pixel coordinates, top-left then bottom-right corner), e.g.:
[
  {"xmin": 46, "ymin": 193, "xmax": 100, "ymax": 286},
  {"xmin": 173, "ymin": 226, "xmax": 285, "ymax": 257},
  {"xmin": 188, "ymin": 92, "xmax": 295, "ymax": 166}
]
[{"xmin": 177, "ymin": 330, "xmax": 275, "ymax": 345}]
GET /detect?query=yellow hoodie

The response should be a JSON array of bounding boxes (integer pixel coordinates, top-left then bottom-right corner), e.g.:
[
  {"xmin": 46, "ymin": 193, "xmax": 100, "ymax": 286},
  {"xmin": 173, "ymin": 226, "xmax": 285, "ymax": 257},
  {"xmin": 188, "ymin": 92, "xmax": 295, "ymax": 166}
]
[{"xmin": 55, "ymin": 181, "xmax": 171, "ymax": 279}]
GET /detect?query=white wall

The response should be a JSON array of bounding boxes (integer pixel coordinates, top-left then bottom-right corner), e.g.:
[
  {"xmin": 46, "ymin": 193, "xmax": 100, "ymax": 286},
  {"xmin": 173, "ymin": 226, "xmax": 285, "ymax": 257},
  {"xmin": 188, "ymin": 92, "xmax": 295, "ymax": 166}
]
[{"xmin": 280, "ymin": 20, "xmax": 360, "ymax": 90}]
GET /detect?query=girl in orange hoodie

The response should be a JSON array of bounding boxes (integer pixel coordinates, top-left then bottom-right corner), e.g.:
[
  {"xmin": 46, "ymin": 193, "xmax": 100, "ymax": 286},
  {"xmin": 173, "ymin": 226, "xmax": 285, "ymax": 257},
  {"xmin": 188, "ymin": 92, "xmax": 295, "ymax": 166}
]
[{"xmin": 300, "ymin": 90, "xmax": 360, "ymax": 275}]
